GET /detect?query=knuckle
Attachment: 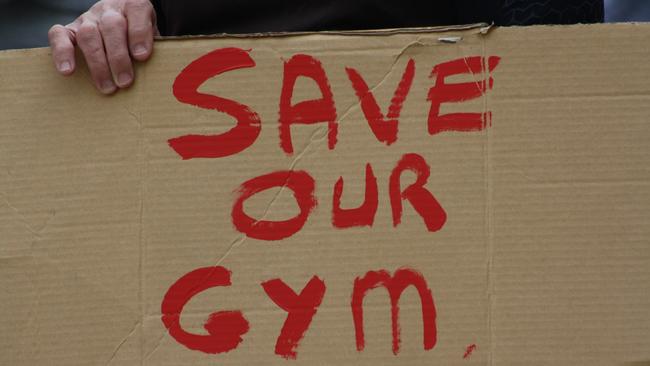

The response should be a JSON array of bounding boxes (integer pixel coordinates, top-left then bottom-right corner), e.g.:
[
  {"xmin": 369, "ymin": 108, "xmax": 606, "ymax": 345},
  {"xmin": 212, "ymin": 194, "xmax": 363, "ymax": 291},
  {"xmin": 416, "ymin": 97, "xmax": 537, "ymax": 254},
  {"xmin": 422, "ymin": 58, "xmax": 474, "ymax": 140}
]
[
  {"xmin": 126, "ymin": 0, "xmax": 154, "ymax": 18},
  {"xmin": 88, "ymin": 1, "xmax": 102, "ymax": 12},
  {"xmin": 78, "ymin": 12, "xmax": 96, "ymax": 25},
  {"xmin": 48, "ymin": 25, "xmax": 68, "ymax": 45},
  {"xmin": 81, "ymin": 40, "xmax": 104, "ymax": 58},
  {"xmin": 99, "ymin": 10, "xmax": 126, "ymax": 30},
  {"xmin": 47, "ymin": 25, "xmax": 61, "ymax": 39},
  {"xmin": 77, "ymin": 22, "xmax": 99, "ymax": 42}
]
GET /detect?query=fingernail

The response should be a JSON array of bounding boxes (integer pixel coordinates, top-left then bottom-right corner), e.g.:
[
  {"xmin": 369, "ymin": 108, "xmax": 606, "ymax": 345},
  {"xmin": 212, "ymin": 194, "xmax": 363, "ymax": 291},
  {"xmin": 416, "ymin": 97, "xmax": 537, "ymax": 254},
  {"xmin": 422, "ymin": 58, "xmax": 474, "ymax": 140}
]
[
  {"xmin": 133, "ymin": 44, "xmax": 147, "ymax": 56},
  {"xmin": 101, "ymin": 80, "xmax": 116, "ymax": 94},
  {"xmin": 59, "ymin": 61, "xmax": 72, "ymax": 73},
  {"xmin": 117, "ymin": 72, "xmax": 132, "ymax": 87}
]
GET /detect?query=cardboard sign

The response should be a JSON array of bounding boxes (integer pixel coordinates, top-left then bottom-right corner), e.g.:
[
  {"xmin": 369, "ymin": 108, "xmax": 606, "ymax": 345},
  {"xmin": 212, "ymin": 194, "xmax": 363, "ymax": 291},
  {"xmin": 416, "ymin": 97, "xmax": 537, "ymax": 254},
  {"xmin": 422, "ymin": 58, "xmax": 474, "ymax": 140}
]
[{"xmin": 1, "ymin": 23, "xmax": 649, "ymax": 365}]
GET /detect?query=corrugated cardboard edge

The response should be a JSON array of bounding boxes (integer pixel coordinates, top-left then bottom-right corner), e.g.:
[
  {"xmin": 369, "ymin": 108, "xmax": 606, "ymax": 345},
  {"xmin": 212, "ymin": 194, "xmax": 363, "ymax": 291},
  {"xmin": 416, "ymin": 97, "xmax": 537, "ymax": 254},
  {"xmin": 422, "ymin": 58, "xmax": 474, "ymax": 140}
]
[{"xmin": 153, "ymin": 22, "xmax": 492, "ymax": 40}]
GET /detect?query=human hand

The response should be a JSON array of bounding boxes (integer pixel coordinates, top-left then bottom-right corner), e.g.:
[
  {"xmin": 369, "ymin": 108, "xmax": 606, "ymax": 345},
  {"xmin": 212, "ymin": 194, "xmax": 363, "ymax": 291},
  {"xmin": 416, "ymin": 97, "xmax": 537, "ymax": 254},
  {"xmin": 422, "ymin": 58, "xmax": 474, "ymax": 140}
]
[{"xmin": 48, "ymin": 0, "xmax": 158, "ymax": 94}]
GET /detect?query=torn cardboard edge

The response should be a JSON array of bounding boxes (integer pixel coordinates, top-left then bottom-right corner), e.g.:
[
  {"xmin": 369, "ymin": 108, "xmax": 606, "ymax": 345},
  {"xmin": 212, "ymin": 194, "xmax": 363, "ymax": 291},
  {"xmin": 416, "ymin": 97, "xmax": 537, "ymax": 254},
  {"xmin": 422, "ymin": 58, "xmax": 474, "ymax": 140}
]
[{"xmin": 153, "ymin": 22, "xmax": 492, "ymax": 41}]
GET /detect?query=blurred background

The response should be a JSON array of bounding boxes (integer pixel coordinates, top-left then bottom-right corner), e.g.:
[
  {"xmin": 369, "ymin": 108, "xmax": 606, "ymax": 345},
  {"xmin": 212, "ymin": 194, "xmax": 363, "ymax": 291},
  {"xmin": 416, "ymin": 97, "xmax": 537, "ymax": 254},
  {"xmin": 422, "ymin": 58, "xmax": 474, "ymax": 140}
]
[{"xmin": 0, "ymin": 0, "xmax": 649, "ymax": 50}]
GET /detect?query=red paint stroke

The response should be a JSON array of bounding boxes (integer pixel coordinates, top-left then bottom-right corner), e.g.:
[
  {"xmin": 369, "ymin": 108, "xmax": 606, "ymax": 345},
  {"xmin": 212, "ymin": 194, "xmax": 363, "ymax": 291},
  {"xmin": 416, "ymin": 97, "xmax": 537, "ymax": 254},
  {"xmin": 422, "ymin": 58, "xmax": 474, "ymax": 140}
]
[
  {"xmin": 463, "ymin": 344, "xmax": 477, "ymax": 359},
  {"xmin": 346, "ymin": 59, "xmax": 416, "ymax": 145},
  {"xmin": 279, "ymin": 54, "xmax": 338, "ymax": 155},
  {"xmin": 232, "ymin": 170, "xmax": 317, "ymax": 240},
  {"xmin": 389, "ymin": 153, "xmax": 447, "ymax": 232},
  {"xmin": 332, "ymin": 163, "xmax": 378, "ymax": 228},
  {"xmin": 262, "ymin": 276, "xmax": 326, "ymax": 359},
  {"xmin": 351, "ymin": 268, "xmax": 437, "ymax": 355},
  {"xmin": 161, "ymin": 266, "xmax": 249, "ymax": 354},
  {"xmin": 169, "ymin": 47, "xmax": 262, "ymax": 159},
  {"xmin": 427, "ymin": 56, "xmax": 501, "ymax": 135}
]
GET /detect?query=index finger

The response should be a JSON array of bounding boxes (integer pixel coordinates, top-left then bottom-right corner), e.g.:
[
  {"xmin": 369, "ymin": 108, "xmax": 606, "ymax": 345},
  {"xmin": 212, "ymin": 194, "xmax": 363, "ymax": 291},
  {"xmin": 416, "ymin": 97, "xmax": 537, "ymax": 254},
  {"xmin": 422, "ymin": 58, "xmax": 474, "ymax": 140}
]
[{"xmin": 124, "ymin": 0, "xmax": 156, "ymax": 61}]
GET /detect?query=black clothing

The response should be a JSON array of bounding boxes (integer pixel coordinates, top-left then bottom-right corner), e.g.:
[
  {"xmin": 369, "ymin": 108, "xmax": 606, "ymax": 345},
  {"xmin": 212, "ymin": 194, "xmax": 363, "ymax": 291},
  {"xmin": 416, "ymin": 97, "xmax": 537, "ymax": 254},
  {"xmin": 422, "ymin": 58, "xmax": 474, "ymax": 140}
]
[{"xmin": 151, "ymin": 0, "xmax": 604, "ymax": 37}]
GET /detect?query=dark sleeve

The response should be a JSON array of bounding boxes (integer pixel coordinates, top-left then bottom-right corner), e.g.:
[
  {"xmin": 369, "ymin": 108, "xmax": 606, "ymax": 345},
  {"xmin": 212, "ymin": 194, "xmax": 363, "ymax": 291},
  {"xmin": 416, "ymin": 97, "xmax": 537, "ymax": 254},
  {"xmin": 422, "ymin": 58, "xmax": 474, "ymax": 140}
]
[
  {"xmin": 496, "ymin": 0, "xmax": 604, "ymax": 25},
  {"xmin": 149, "ymin": 0, "xmax": 603, "ymax": 38},
  {"xmin": 149, "ymin": 0, "xmax": 166, "ymax": 36}
]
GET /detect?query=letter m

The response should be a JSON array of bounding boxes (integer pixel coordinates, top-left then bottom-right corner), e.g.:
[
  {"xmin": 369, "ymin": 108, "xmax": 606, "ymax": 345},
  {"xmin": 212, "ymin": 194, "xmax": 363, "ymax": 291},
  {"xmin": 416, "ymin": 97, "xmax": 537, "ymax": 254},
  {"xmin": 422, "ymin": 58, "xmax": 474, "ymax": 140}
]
[{"xmin": 351, "ymin": 268, "xmax": 437, "ymax": 355}]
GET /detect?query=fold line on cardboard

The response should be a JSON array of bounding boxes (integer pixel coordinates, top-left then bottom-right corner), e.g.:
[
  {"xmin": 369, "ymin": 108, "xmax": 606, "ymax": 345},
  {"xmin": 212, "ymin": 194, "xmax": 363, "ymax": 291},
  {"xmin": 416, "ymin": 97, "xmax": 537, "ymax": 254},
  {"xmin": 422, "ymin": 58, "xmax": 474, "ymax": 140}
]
[
  {"xmin": 482, "ymin": 30, "xmax": 496, "ymax": 366},
  {"xmin": 105, "ymin": 321, "xmax": 140, "ymax": 366},
  {"xmin": 212, "ymin": 124, "xmax": 327, "ymax": 267},
  {"xmin": 135, "ymin": 97, "xmax": 147, "ymax": 366},
  {"xmin": 336, "ymin": 38, "xmax": 428, "ymax": 127}
]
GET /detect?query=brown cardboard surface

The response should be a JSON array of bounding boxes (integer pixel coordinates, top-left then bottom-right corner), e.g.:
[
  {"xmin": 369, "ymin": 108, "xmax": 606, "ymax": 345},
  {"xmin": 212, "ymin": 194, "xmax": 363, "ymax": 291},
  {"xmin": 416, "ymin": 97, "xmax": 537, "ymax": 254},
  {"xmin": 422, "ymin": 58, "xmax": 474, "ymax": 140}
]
[{"xmin": 0, "ymin": 23, "xmax": 649, "ymax": 365}]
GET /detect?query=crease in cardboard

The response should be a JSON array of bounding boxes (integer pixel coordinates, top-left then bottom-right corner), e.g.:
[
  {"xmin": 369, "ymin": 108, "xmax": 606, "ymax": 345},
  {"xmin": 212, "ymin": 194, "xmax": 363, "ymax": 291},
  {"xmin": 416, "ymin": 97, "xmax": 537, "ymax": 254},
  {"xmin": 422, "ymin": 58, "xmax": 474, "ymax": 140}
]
[
  {"xmin": 212, "ymin": 123, "xmax": 329, "ymax": 268},
  {"xmin": 337, "ymin": 37, "xmax": 433, "ymax": 128},
  {"xmin": 513, "ymin": 179, "xmax": 650, "ymax": 187},
  {"xmin": 165, "ymin": 124, "xmax": 334, "ymax": 357},
  {"xmin": 481, "ymin": 30, "xmax": 496, "ymax": 366},
  {"xmin": 440, "ymin": 27, "xmax": 497, "ymax": 363},
  {"xmin": 106, "ymin": 321, "xmax": 140, "ymax": 366},
  {"xmin": 135, "ymin": 101, "xmax": 147, "ymax": 366},
  {"xmin": 0, "ymin": 193, "xmax": 53, "ymax": 238},
  {"xmin": 0, "ymin": 254, "xmax": 33, "ymax": 262},
  {"xmin": 25, "ymin": 261, "xmax": 38, "ymax": 363},
  {"xmin": 125, "ymin": 107, "xmax": 143, "ymax": 129},
  {"xmin": 129, "ymin": 61, "xmax": 149, "ymax": 366},
  {"xmin": 142, "ymin": 330, "xmax": 168, "ymax": 364},
  {"xmin": 493, "ymin": 93, "xmax": 650, "ymax": 102}
]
